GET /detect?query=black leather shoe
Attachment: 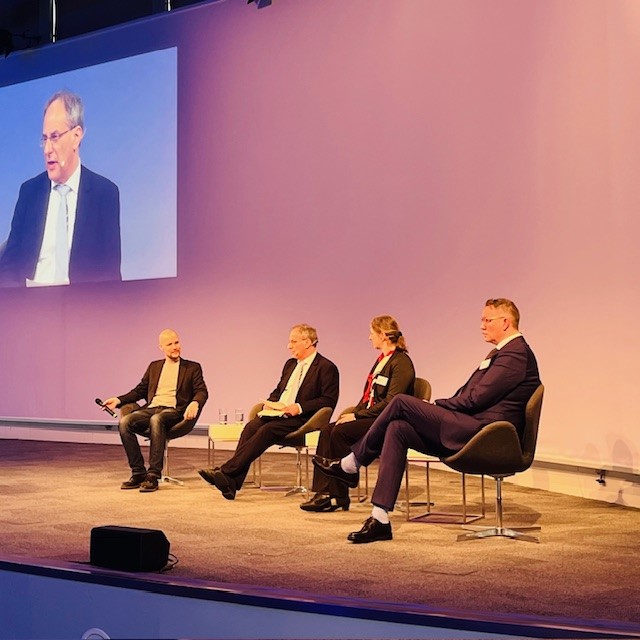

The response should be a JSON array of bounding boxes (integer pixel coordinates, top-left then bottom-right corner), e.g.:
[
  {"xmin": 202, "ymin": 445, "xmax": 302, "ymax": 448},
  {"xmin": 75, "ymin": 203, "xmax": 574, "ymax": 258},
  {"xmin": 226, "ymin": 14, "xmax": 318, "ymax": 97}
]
[
  {"xmin": 212, "ymin": 469, "xmax": 236, "ymax": 500},
  {"xmin": 312, "ymin": 456, "xmax": 359, "ymax": 489},
  {"xmin": 121, "ymin": 474, "xmax": 146, "ymax": 490},
  {"xmin": 348, "ymin": 517, "xmax": 392, "ymax": 543},
  {"xmin": 198, "ymin": 467, "xmax": 220, "ymax": 486},
  {"xmin": 300, "ymin": 494, "xmax": 350, "ymax": 512},
  {"xmin": 300, "ymin": 492, "xmax": 327, "ymax": 509},
  {"xmin": 139, "ymin": 475, "xmax": 159, "ymax": 493}
]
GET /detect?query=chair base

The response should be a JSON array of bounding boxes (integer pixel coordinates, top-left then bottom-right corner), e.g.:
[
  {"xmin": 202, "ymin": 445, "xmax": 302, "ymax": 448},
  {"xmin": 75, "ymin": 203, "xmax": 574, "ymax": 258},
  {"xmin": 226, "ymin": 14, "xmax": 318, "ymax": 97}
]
[
  {"xmin": 397, "ymin": 497, "xmax": 485, "ymax": 524},
  {"xmin": 454, "ymin": 476, "xmax": 541, "ymax": 542},
  {"xmin": 259, "ymin": 483, "xmax": 310, "ymax": 496},
  {"xmin": 403, "ymin": 458, "xmax": 486, "ymax": 524},
  {"xmin": 160, "ymin": 475, "xmax": 184, "ymax": 486},
  {"xmin": 457, "ymin": 524, "xmax": 541, "ymax": 543},
  {"xmin": 405, "ymin": 505, "xmax": 484, "ymax": 525},
  {"xmin": 256, "ymin": 446, "xmax": 310, "ymax": 497},
  {"xmin": 285, "ymin": 485, "xmax": 309, "ymax": 497}
]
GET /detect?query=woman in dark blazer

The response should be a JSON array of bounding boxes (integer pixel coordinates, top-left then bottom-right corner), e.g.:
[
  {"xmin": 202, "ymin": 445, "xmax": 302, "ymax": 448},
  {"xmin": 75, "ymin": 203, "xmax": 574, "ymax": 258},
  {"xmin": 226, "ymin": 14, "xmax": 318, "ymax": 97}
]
[{"xmin": 301, "ymin": 315, "xmax": 415, "ymax": 512}]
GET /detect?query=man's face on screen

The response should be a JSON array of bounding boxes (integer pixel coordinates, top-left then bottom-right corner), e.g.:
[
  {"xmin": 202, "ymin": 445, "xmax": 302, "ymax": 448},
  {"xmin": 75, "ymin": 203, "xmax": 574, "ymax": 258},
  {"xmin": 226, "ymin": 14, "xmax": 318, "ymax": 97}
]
[{"xmin": 42, "ymin": 98, "xmax": 83, "ymax": 184}]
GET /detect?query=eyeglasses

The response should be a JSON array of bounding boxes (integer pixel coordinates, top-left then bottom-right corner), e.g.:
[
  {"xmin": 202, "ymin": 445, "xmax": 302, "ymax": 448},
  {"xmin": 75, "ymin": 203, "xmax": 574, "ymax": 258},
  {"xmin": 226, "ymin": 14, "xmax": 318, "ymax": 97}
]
[
  {"xmin": 481, "ymin": 316, "xmax": 505, "ymax": 324},
  {"xmin": 40, "ymin": 128, "xmax": 73, "ymax": 148}
]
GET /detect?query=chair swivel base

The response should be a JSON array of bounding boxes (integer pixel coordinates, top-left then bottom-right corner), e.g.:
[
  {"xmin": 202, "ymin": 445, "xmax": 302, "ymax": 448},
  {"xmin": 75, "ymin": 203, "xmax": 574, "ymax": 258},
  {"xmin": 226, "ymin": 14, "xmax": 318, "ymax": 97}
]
[
  {"xmin": 256, "ymin": 449, "xmax": 310, "ymax": 497},
  {"xmin": 259, "ymin": 483, "xmax": 310, "ymax": 497},
  {"xmin": 457, "ymin": 524, "xmax": 540, "ymax": 543},
  {"xmin": 285, "ymin": 485, "xmax": 309, "ymax": 497}
]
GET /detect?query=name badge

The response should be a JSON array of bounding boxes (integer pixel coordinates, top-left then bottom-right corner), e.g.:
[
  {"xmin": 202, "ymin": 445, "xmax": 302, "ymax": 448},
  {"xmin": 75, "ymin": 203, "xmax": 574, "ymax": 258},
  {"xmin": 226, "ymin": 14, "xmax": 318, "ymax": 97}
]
[
  {"xmin": 478, "ymin": 359, "xmax": 491, "ymax": 370},
  {"xmin": 375, "ymin": 375, "xmax": 389, "ymax": 387}
]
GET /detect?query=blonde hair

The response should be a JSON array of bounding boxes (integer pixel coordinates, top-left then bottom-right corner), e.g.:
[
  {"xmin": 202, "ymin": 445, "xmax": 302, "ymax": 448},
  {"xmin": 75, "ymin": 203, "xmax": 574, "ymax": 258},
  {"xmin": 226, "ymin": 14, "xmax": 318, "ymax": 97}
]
[{"xmin": 371, "ymin": 315, "xmax": 407, "ymax": 352}]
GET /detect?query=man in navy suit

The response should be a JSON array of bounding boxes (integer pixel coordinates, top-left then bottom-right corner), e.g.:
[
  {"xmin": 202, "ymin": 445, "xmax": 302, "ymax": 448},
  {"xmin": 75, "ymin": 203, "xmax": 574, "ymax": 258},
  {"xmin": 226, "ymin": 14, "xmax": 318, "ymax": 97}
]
[
  {"xmin": 0, "ymin": 90, "xmax": 121, "ymax": 287},
  {"xmin": 198, "ymin": 323, "xmax": 339, "ymax": 500},
  {"xmin": 103, "ymin": 329, "xmax": 208, "ymax": 493},
  {"xmin": 315, "ymin": 298, "xmax": 541, "ymax": 543}
]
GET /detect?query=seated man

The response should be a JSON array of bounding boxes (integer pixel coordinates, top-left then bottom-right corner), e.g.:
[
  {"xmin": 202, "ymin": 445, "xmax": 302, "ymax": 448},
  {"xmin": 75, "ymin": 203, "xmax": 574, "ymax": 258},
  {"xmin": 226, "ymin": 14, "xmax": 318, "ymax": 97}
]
[
  {"xmin": 103, "ymin": 329, "xmax": 208, "ymax": 493},
  {"xmin": 314, "ymin": 298, "xmax": 541, "ymax": 543},
  {"xmin": 199, "ymin": 323, "xmax": 339, "ymax": 500}
]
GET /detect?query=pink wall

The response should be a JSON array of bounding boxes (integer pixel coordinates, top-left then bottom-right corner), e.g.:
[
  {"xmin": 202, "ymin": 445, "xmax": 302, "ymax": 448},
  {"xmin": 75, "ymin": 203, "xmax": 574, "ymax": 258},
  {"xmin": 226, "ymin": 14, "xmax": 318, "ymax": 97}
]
[{"xmin": 1, "ymin": 0, "xmax": 639, "ymax": 470}]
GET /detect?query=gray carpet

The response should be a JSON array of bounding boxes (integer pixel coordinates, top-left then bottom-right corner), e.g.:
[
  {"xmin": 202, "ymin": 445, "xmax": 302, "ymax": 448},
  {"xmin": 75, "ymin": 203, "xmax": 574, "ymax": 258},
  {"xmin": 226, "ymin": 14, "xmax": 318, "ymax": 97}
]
[{"xmin": 1, "ymin": 439, "xmax": 639, "ymax": 628}]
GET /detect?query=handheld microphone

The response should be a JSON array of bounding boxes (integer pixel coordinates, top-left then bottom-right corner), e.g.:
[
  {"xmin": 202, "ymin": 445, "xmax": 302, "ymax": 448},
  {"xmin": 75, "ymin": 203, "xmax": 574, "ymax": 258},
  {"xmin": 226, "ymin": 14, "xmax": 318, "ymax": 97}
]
[{"xmin": 95, "ymin": 398, "xmax": 116, "ymax": 418}]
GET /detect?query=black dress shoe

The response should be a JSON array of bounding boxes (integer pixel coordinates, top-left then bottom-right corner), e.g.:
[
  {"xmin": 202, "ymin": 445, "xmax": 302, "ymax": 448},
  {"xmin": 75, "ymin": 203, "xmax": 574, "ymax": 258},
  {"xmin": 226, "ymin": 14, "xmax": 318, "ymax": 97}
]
[
  {"xmin": 312, "ymin": 456, "xmax": 359, "ymax": 489},
  {"xmin": 139, "ymin": 475, "xmax": 159, "ymax": 493},
  {"xmin": 198, "ymin": 467, "xmax": 219, "ymax": 486},
  {"xmin": 121, "ymin": 474, "xmax": 146, "ymax": 490},
  {"xmin": 300, "ymin": 494, "xmax": 350, "ymax": 512},
  {"xmin": 300, "ymin": 492, "xmax": 327, "ymax": 509},
  {"xmin": 348, "ymin": 517, "xmax": 392, "ymax": 543},
  {"xmin": 212, "ymin": 469, "xmax": 237, "ymax": 500}
]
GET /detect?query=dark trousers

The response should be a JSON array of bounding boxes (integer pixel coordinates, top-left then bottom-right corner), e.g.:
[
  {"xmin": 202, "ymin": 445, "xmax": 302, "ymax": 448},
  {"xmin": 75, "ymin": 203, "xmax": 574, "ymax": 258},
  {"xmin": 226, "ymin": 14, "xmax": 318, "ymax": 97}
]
[
  {"xmin": 312, "ymin": 418, "xmax": 374, "ymax": 498},
  {"xmin": 221, "ymin": 415, "xmax": 307, "ymax": 489},
  {"xmin": 352, "ymin": 394, "xmax": 479, "ymax": 511},
  {"xmin": 118, "ymin": 406, "xmax": 182, "ymax": 478}
]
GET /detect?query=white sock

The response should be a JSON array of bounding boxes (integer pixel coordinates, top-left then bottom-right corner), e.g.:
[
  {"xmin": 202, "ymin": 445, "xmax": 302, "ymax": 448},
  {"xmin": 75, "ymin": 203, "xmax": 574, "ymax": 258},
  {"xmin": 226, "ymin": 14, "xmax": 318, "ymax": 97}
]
[
  {"xmin": 340, "ymin": 452, "xmax": 359, "ymax": 474},
  {"xmin": 372, "ymin": 505, "xmax": 389, "ymax": 524}
]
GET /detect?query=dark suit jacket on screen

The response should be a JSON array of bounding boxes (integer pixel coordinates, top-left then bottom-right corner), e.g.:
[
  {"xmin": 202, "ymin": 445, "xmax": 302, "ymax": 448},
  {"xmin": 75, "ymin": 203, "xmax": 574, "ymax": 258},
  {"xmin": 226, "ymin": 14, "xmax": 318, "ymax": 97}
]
[
  {"xmin": 117, "ymin": 358, "xmax": 209, "ymax": 415},
  {"xmin": 0, "ymin": 166, "xmax": 121, "ymax": 287}
]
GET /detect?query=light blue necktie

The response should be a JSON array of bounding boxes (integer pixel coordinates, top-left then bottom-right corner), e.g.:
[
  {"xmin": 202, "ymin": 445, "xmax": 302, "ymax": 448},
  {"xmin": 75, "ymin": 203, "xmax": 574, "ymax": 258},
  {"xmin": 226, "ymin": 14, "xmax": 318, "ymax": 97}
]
[
  {"xmin": 54, "ymin": 184, "xmax": 71, "ymax": 282},
  {"xmin": 292, "ymin": 362, "xmax": 306, "ymax": 401}
]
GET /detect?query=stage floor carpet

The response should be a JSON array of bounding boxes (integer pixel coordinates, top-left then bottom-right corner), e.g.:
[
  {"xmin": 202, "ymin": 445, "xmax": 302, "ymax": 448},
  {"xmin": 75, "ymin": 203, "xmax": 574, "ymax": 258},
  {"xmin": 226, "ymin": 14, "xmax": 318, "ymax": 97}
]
[{"xmin": 1, "ymin": 438, "xmax": 640, "ymax": 633}]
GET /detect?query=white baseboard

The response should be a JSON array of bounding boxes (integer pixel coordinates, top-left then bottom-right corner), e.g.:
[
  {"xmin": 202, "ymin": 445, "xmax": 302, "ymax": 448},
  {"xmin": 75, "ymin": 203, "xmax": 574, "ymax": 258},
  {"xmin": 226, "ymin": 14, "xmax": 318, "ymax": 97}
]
[{"xmin": 511, "ymin": 465, "xmax": 640, "ymax": 510}]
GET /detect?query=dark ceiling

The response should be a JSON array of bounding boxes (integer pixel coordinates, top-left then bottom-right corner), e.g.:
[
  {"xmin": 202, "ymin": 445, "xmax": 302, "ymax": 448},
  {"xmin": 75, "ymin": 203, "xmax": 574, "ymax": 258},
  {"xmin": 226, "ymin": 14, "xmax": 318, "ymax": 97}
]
[{"xmin": 0, "ymin": 0, "xmax": 218, "ymax": 56}]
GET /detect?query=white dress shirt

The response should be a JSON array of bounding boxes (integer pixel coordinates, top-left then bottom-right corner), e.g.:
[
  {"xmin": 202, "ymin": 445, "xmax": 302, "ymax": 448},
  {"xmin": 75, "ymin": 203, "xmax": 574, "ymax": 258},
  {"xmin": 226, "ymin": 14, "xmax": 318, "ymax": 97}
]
[{"xmin": 27, "ymin": 164, "xmax": 82, "ymax": 287}]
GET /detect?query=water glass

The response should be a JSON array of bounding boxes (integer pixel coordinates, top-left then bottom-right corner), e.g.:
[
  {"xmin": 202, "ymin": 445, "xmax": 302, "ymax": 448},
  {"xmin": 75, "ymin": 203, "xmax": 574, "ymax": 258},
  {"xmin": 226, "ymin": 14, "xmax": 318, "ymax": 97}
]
[{"xmin": 218, "ymin": 408, "xmax": 228, "ymax": 424}]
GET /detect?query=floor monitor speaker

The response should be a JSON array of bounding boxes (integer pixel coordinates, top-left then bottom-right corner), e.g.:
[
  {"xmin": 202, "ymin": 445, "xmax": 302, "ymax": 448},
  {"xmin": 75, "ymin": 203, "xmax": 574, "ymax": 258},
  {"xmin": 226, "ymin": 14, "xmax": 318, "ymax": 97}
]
[{"xmin": 90, "ymin": 525, "xmax": 170, "ymax": 572}]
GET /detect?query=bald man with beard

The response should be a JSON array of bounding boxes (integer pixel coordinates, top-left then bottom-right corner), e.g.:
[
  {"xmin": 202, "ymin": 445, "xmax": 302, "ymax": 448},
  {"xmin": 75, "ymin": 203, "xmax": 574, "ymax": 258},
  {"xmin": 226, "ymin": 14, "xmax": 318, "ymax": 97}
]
[{"xmin": 104, "ymin": 329, "xmax": 208, "ymax": 492}]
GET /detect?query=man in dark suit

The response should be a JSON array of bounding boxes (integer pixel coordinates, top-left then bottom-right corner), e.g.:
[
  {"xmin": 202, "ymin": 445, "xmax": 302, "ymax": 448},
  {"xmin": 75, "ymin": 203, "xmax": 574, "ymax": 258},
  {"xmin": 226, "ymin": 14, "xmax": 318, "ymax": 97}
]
[
  {"xmin": 199, "ymin": 323, "xmax": 339, "ymax": 500},
  {"xmin": 315, "ymin": 298, "xmax": 541, "ymax": 543},
  {"xmin": 103, "ymin": 329, "xmax": 208, "ymax": 493},
  {"xmin": 0, "ymin": 90, "xmax": 121, "ymax": 287}
]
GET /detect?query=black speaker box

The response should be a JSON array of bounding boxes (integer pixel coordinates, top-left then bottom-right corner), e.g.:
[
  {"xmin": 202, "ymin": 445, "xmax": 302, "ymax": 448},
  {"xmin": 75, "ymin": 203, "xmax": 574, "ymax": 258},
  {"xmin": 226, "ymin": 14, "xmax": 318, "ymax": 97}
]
[{"xmin": 90, "ymin": 525, "xmax": 170, "ymax": 572}]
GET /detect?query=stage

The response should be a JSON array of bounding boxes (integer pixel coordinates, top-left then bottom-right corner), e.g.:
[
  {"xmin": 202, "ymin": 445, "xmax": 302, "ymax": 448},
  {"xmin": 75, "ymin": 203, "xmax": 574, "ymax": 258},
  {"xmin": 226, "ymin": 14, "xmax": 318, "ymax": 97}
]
[{"xmin": 1, "ymin": 438, "xmax": 639, "ymax": 638}]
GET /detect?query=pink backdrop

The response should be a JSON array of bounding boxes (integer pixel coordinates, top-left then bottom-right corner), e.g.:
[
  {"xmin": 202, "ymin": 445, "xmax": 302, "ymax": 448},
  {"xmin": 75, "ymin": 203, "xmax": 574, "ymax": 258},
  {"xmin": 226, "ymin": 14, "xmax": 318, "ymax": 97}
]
[{"xmin": 1, "ymin": 0, "xmax": 639, "ymax": 471}]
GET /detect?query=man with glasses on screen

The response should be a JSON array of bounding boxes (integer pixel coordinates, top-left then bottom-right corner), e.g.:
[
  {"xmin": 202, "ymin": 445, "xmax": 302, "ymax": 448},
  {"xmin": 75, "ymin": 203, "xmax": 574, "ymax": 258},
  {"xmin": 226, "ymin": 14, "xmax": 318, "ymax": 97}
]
[
  {"xmin": 0, "ymin": 90, "xmax": 121, "ymax": 287},
  {"xmin": 314, "ymin": 298, "xmax": 541, "ymax": 543}
]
